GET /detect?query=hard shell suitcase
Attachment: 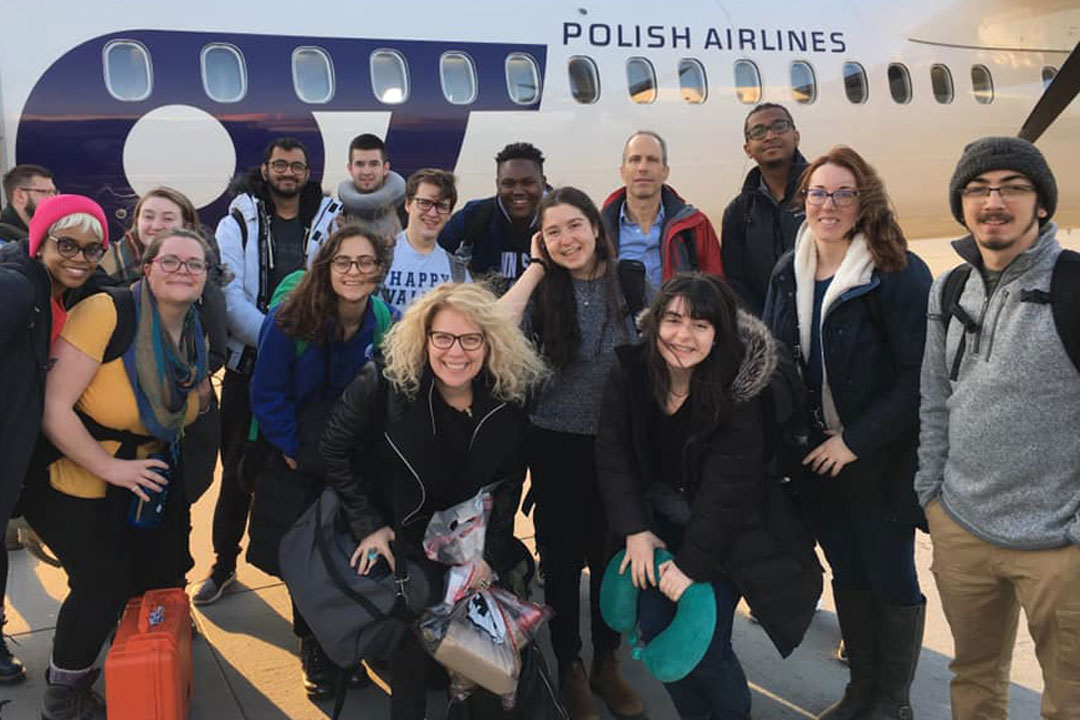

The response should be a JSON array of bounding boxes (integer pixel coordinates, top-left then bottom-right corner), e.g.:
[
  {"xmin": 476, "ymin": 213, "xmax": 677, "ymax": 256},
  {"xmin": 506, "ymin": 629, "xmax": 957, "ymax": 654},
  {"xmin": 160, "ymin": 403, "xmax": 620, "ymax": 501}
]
[{"xmin": 104, "ymin": 588, "xmax": 193, "ymax": 719}]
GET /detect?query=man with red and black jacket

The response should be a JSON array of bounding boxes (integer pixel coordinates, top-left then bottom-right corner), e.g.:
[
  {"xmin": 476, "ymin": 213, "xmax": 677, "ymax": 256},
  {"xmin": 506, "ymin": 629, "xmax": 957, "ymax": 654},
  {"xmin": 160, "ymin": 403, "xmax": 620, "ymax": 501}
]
[{"xmin": 601, "ymin": 131, "xmax": 722, "ymax": 286}]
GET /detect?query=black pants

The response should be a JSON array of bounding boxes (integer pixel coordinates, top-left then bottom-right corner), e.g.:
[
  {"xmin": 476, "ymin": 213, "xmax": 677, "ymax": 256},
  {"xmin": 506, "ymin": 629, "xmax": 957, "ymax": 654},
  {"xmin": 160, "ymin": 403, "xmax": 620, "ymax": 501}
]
[
  {"xmin": 22, "ymin": 479, "xmax": 191, "ymax": 669},
  {"xmin": 0, "ymin": 520, "xmax": 8, "ymax": 616},
  {"xmin": 525, "ymin": 425, "xmax": 619, "ymax": 677},
  {"xmin": 211, "ymin": 369, "xmax": 254, "ymax": 574}
]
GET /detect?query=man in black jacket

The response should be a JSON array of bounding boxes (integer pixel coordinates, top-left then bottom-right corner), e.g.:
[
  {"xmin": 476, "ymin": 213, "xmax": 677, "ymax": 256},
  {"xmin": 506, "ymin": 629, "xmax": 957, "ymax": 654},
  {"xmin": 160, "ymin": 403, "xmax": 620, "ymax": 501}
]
[
  {"xmin": 721, "ymin": 104, "xmax": 807, "ymax": 316},
  {"xmin": 0, "ymin": 165, "xmax": 56, "ymax": 244}
]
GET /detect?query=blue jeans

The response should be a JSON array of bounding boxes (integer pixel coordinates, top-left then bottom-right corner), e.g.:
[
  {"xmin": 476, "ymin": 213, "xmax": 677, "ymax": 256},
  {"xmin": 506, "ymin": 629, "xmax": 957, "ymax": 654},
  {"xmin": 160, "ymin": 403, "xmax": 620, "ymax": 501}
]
[
  {"xmin": 638, "ymin": 576, "xmax": 751, "ymax": 720},
  {"xmin": 804, "ymin": 491, "xmax": 921, "ymax": 606}
]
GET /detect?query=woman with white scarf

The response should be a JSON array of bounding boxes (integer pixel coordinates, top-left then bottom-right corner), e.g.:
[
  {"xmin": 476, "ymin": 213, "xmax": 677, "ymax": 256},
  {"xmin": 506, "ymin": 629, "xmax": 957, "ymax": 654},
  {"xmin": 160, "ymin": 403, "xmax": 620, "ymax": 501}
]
[{"xmin": 762, "ymin": 146, "xmax": 932, "ymax": 720}]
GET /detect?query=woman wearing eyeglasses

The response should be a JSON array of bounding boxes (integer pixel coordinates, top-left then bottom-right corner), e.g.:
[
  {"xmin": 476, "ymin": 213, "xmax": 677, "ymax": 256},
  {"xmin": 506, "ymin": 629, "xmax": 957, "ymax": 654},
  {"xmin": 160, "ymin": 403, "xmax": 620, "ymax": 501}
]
[
  {"xmin": 762, "ymin": 146, "xmax": 932, "ymax": 720},
  {"xmin": 0, "ymin": 195, "xmax": 109, "ymax": 687},
  {"xmin": 247, "ymin": 224, "xmax": 395, "ymax": 698},
  {"xmin": 320, "ymin": 282, "xmax": 547, "ymax": 720},
  {"xmin": 17, "ymin": 227, "xmax": 219, "ymax": 718}
]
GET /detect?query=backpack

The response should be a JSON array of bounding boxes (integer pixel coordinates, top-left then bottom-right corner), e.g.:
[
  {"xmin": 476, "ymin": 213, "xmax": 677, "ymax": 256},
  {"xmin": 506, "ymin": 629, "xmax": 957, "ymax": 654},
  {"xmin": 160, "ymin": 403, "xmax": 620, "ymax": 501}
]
[{"xmin": 940, "ymin": 249, "xmax": 1080, "ymax": 380}]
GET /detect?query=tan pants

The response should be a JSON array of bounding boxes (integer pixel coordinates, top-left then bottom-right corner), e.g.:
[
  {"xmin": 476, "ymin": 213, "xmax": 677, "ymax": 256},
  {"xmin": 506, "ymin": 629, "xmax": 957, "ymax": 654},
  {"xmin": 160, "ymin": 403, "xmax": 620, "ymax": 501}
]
[{"xmin": 927, "ymin": 500, "xmax": 1080, "ymax": 719}]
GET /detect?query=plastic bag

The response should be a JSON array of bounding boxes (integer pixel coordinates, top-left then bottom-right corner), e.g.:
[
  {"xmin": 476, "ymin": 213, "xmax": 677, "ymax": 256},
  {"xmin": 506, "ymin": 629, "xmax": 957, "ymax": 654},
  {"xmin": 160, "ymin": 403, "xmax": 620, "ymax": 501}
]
[{"xmin": 420, "ymin": 486, "xmax": 552, "ymax": 707}]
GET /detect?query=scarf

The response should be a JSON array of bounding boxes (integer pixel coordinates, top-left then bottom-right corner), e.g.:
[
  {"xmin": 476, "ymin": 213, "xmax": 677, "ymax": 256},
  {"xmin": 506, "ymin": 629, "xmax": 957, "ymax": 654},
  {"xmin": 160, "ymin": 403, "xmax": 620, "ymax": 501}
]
[
  {"xmin": 336, "ymin": 170, "xmax": 406, "ymax": 219},
  {"xmin": 122, "ymin": 281, "xmax": 208, "ymax": 443},
  {"xmin": 792, "ymin": 223, "xmax": 875, "ymax": 432}
]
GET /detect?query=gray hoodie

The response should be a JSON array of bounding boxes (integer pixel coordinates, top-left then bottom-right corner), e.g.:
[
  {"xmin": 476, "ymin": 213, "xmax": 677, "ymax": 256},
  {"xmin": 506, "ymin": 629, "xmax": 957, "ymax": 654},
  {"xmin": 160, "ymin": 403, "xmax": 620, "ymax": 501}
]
[{"xmin": 915, "ymin": 222, "xmax": 1080, "ymax": 550}]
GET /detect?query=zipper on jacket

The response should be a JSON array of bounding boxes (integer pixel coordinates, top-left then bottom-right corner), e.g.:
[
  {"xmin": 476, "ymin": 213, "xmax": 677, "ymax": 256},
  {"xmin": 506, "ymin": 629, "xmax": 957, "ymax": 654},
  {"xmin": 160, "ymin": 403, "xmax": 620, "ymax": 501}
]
[
  {"xmin": 385, "ymin": 432, "xmax": 427, "ymax": 527},
  {"xmin": 979, "ymin": 288, "xmax": 1009, "ymax": 362},
  {"xmin": 468, "ymin": 403, "xmax": 506, "ymax": 451}
]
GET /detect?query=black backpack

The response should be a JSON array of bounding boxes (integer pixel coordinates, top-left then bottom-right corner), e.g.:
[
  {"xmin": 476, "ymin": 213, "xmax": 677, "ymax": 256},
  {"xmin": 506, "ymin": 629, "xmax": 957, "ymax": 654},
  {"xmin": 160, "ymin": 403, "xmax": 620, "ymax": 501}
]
[{"xmin": 940, "ymin": 249, "xmax": 1080, "ymax": 380}]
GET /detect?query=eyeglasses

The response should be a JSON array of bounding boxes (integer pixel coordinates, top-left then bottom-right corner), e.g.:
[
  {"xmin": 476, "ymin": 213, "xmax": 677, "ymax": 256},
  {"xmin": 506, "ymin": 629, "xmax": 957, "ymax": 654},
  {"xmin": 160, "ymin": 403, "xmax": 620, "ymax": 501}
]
[
  {"xmin": 411, "ymin": 197, "xmax": 453, "ymax": 215},
  {"xmin": 331, "ymin": 255, "xmax": 379, "ymax": 273},
  {"xmin": 267, "ymin": 159, "xmax": 308, "ymax": 173},
  {"xmin": 746, "ymin": 118, "xmax": 794, "ymax": 140},
  {"xmin": 961, "ymin": 184, "xmax": 1036, "ymax": 202},
  {"xmin": 427, "ymin": 331, "xmax": 485, "ymax": 351},
  {"xmin": 149, "ymin": 255, "xmax": 208, "ymax": 274},
  {"xmin": 804, "ymin": 188, "xmax": 860, "ymax": 208},
  {"xmin": 48, "ymin": 235, "xmax": 106, "ymax": 262},
  {"xmin": 18, "ymin": 186, "xmax": 58, "ymax": 197}
]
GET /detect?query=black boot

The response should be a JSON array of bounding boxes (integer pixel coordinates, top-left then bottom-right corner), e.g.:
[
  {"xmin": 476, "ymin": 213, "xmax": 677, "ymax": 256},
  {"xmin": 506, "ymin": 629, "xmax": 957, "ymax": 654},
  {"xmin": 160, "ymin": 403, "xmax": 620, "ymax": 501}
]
[
  {"xmin": 866, "ymin": 601, "xmax": 925, "ymax": 720},
  {"xmin": 41, "ymin": 667, "xmax": 106, "ymax": 720},
  {"xmin": 0, "ymin": 618, "xmax": 26, "ymax": 684},
  {"xmin": 300, "ymin": 635, "xmax": 335, "ymax": 699},
  {"xmin": 346, "ymin": 662, "xmax": 371, "ymax": 689},
  {"xmin": 819, "ymin": 587, "xmax": 877, "ymax": 720}
]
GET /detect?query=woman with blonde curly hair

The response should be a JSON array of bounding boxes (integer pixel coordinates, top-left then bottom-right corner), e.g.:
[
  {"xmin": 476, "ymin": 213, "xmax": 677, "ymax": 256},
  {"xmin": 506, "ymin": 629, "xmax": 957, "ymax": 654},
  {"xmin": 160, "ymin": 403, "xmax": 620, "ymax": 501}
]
[{"xmin": 320, "ymin": 282, "xmax": 546, "ymax": 719}]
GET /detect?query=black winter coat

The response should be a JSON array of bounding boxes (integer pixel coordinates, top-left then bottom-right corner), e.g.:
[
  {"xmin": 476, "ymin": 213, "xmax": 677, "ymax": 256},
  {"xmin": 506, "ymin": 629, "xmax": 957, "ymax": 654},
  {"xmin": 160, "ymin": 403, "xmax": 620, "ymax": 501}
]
[
  {"xmin": 320, "ymin": 363, "xmax": 528, "ymax": 578},
  {"xmin": 761, "ymin": 249, "xmax": 932, "ymax": 524},
  {"xmin": 595, "ymin": 315, "xmax": 822, "ymax": 657},
  {"xmin": 720, "ymin": 152, "xmax": 808, "ymax": 316}
]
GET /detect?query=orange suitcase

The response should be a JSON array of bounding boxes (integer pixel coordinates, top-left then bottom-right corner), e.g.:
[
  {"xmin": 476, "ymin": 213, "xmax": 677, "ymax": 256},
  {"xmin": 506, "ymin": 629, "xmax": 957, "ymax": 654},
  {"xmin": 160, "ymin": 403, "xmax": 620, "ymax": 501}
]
[{"xmin": 105, "ymin": 588, "xmax": 193, "ymax": 720}]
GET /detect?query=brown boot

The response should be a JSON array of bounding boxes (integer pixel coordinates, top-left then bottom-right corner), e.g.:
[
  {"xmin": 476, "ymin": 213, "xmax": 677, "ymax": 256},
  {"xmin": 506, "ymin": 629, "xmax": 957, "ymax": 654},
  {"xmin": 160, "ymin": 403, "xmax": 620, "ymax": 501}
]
[
  {"xmin": 560, "ymin": 659, "xmax": 599, "ymax": 720},
  {"xmin": 590, "ymin": 651, "xmax": 644, "ymax": 718}
]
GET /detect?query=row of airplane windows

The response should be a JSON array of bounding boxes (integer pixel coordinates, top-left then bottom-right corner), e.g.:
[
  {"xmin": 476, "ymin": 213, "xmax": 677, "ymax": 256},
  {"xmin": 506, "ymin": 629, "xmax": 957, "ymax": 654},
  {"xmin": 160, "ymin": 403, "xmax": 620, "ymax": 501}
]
[{"xmin": 102, "ymin": 39, "xmax": 1060, "ymax": 108}]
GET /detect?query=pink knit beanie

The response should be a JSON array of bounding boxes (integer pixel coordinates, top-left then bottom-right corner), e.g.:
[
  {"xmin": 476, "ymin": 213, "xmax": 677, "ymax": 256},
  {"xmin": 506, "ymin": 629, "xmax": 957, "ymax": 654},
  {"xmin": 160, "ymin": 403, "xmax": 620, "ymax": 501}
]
[{"xmin": 28, "ymin": 195, "xmax": 110, "ymax": 257}]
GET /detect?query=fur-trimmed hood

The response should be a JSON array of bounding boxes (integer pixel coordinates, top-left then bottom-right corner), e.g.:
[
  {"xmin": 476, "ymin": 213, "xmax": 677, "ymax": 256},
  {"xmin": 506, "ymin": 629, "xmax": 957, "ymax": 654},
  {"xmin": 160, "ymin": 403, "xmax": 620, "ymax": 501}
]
[
  {"xmin": 227, "ymin": 166, "xmax": 327, "ymax": 227},
  {"xmin": 732, "ymin": 310, "xmax": 778, "ymax": 403}
]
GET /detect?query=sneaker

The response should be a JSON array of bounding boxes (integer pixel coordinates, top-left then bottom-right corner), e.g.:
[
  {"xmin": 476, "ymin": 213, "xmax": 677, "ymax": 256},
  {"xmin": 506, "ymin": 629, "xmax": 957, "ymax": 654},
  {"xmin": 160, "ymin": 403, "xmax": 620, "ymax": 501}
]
[
  {"xmin": 42, "ymin": 667, "xmax": 106, "ymax": 720},
  {"xmin": 0, "ymin": 624, "xmax": 26, "ymax": 684},
  {"xmin": 192, "ymin": 569, "xmax": 236, "ymax": 606}
]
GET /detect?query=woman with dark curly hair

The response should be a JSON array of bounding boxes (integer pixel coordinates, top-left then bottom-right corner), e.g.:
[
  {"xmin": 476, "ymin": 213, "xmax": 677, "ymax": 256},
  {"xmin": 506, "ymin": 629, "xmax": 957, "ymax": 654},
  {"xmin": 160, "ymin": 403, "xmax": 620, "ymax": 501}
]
[
  {"xmin": 763, "ymin": 146, "xmax": 932, "ymax": 719},
  {"xmin": 499, "ymin": 186, "xmax": 646, "ymax": 719},
  {"xmin": 247, "ymin": 223, "xmax": 395, "ymax": 698}
]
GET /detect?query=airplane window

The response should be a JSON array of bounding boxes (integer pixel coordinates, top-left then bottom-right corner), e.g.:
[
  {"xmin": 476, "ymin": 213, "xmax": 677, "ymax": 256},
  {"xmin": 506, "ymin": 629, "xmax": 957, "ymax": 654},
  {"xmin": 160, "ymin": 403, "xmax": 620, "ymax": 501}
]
[
  {"xmin": 371, "ymin": 50, "xmax": 409, "ymax": 104},
  {"xmin": 506, "ymin": 53, "xmax": 541, "ymax": 105},
  {"xmin": 201, "ymin": 44, "xmax": 247, "ymax": 103},
  {"xmin": 440, "ymin": 52, "xmax": 477, "ymax": 105},
  {"xmin": 678, "ymin": 58, "xmax": 708, "ymax": 104},
  {"xmin": 1042, "ymin": 66, "xmax": 1057, "ymax": 90},
  {"xmin": 568, "ymin": 56, "xmax": 600, "ymax": 104},
  {"xmin": 888, "ymin": 63, "xmax": 912, "ymax": 104},
  {"xmin": 790, "ymin": 61, "xmax": 817, "ymax": 104},
  {"xmin": 970, "ymin": 65, "xmax": 994, "ymax": 105},
  {"xmin": 626, "ymin": 57, "xmax": 657, "ymax": 104},
  {"xmin": 103, "ymin": 40, "xmax": 152, "ymax": 102},
  {"xmin": 843, "ymin": 62, "xmax": 868, "ymax": 104},
  {"xmin": 733, "ymin": 60, "xmax": 761, "ymax": 104},
  {"xmin": 931, "ymin": 64, "xmax": 954, "ymax": 104},
  {"xmin": 292, "ymin": 47, "xmax": 334, "ymax": 104}
]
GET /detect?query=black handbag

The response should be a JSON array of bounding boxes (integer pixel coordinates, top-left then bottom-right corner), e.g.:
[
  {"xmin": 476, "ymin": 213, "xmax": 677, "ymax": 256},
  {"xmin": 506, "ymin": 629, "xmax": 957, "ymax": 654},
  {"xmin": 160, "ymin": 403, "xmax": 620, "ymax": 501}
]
[{"xmin": 279, "ymin": 487, "xmax": 431, "ymax": 669}]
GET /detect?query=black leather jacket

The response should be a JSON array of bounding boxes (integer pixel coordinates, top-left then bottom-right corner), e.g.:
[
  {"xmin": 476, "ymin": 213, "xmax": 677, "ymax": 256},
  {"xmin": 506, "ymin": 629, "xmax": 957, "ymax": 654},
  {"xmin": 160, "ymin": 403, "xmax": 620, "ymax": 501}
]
[{"xmin": 319, "ymin": 362, "xmax": 528, "ymax": 574}]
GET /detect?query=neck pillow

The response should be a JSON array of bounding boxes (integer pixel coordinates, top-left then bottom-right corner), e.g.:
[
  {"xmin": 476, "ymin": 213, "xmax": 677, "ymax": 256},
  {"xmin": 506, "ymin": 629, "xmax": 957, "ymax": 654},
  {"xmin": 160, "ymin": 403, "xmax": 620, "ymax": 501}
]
[{"xmin": 599, "ymin": 548, "xmax": 716, "ymax": 683}]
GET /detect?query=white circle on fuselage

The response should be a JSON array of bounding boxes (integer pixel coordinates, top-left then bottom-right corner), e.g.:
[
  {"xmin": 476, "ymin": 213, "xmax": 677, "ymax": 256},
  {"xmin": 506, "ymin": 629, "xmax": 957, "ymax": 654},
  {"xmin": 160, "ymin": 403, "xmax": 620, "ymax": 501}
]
[{"xmin": 122, "ymin": 104, "xmax": 235, "ymax": 207}]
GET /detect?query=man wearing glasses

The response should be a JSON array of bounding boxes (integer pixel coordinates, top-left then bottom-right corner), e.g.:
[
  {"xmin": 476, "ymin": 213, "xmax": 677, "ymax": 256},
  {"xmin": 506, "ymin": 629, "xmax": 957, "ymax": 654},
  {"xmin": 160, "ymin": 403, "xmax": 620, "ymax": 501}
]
[
  {"xmin": 720, "ymin": 104, "xmax": 808, "ymax": 316},
  {"xmin": 381, "ymin": 168, "xmax": 470, "ymax": 314},
  {"xmin": 196, "ymin": 137, "xmax": 340, "ymax": 606},
  {"xmin": 0, "ymin": 164, "xmax": 57, "ymax": 244},
  {"xmin": 917, "ymin": 137, "xmax": 1080, "ymax": 718},
  {"xmin": 337, "ymin": 133, "xmax": 408, "ymax": 238}
]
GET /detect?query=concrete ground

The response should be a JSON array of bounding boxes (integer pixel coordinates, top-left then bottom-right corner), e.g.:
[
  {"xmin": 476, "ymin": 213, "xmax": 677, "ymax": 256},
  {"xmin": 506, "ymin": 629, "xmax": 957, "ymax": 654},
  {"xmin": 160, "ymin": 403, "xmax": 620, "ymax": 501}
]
[{"xmin": 4, "ymin": 231, "xmax": 1076, "ymax": 719}]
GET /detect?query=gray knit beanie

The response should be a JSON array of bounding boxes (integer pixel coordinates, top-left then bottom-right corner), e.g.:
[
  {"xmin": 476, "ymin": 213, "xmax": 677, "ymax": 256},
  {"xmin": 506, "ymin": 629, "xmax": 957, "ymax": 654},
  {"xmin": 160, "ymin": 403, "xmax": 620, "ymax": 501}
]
[{"xmin": 948, "ymin": 137, "xmax": 1057, "ymax": 225}]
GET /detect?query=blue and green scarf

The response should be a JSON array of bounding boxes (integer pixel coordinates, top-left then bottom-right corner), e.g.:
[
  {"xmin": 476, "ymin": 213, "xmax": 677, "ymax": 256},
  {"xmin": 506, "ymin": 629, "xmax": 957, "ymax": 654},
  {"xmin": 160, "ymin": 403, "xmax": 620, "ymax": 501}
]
[{"xmin": 122, "ymin": 281, "xmax": 208, "ymax": 443}]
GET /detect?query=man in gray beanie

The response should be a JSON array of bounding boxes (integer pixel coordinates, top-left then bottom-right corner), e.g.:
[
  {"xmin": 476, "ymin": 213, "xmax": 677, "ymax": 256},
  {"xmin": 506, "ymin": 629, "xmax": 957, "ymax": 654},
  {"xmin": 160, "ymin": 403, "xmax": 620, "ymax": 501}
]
[{"xmin": 916, "ymin": 137, "xmax": 1080, "ymax": 719}]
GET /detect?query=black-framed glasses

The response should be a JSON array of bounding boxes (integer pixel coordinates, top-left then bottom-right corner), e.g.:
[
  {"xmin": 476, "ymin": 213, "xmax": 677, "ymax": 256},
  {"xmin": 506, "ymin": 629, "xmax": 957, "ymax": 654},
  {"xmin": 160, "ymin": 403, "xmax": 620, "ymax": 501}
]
[
  {"xmin": 48, "ymin": 235, "xmax": 106, "ymax": 262},
  {"xmin": 331, "ymin": 255, "xmax": 379, "ymax": 274},
  {"xmin": 746, "ymin": 118, "xmax": 793, "ymax": 140},
  {"xmin": 267, "ymin": 159, "xmax": 308, "ymax": 173},
  {"xmin": 427, "ymin": 331, "xmax": 485, "ymax": 351},
  {"xmin": 804, "ymin": 188, "xmax": 860, "ymax": 207},
  {"xmin": 18, "ymin": 186, "xmax": 58, "ymax": 197},
  {"xmin": 411, "ymin": 197, "xmax": 453, "ymax": 215},
  {"xmin": 149, "ymin": 255, "xmax": 208, "ymax": 275},
  {"xmin": 961, "ymin": 184, "xmax": 1036, "ymax": 201}
]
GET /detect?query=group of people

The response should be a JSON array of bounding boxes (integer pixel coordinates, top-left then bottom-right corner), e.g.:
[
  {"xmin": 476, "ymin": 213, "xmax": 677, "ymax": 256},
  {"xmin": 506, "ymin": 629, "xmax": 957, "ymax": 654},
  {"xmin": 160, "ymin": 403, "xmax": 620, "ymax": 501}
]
[{"xmin": 0, "ymin": 103, "xmax": 1074, "ymax": 720}]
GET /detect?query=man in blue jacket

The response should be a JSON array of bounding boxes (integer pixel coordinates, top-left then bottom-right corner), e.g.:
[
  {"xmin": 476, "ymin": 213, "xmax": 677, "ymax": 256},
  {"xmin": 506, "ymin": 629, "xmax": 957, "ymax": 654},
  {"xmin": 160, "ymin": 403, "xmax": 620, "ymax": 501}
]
[
  {"xmin": 437, "ymin": 142, "xmax": 545, "ymax": 292},
  {"xmin": 916, "ymin": 137, "xmax": 1079, "ymax": 718}
]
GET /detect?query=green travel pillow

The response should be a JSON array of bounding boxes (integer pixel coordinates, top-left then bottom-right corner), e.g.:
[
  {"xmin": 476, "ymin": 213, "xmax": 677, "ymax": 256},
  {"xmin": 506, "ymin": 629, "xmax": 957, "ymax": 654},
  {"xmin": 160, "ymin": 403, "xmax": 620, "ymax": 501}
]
[{"xmin": 599, "ymin": 548, "xmax": 716, "ymax": 683}]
